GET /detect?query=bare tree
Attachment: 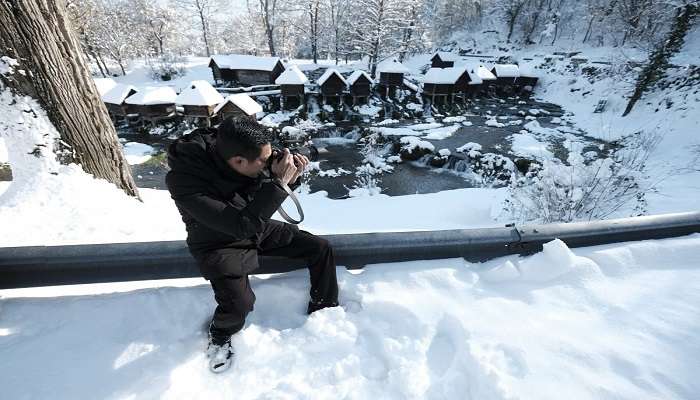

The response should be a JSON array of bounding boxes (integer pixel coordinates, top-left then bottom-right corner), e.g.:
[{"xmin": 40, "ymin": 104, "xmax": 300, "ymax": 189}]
[
  {"xmin": 173, "ymin": 0, "xmax": 222, "ymax": 57},
  {"xmin": 258, "ymin": 0, "xmax": 285, "ymax": 56},
  {"xmin": 328, "ymin": 0, "xmax": 351, "ymax": 64},
  {"xmin": 0, "ymin": 0, "xmax": 139, "ymax": 198}
]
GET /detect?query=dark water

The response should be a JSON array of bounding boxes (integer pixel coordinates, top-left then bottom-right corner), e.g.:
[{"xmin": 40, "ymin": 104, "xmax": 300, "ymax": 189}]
[{"xmin": 120, "ymin": 95, "xmax": 610, "ymax": 196}]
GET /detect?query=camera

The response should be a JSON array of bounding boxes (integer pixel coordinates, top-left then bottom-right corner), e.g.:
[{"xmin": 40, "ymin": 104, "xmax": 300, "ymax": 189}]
[{"xmin": 268, "ymin": 139, "xmax": 319, "ymax": 167}]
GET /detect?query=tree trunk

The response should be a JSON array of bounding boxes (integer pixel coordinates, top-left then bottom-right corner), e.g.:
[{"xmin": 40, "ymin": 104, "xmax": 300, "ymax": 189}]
[
  {"xmin": 0, "ymin": 0, "xmax": 140, "ymax": 198},
  {"xmin": 97, "ymin": 53, "xmax": 112, "ymax": 76},
  {"xmin": 622, "ymin": 4, "xmax": 698, "ymax": 116},
  {"xmin": 198, "ymin": 9, "xmax": 211, "ymax": 57}
]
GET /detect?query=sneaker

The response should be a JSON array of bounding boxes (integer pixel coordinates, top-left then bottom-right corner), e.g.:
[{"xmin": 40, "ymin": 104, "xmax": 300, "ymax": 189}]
[
  {"xmin": 206, "ymin": 337, "xmax": 234, "ymax": 373},
  {"xmin": 307, "ymin": 299, "xmax": 339, "ymax": 315}
]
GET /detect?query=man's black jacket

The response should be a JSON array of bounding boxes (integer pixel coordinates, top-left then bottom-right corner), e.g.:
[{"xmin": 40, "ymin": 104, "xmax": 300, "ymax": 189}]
[{"xmin": 166, "ymin": 128, "xmax": 296, "ymax": 279}]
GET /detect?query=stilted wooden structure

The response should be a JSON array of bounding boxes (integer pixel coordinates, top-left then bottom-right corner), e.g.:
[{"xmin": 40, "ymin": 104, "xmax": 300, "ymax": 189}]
[
  {"xmin": 175, "ymin": 80, "xmax": 224, "ymax": 127},
  {"xmin": 275, "ymin": 66, "xmax": 309, "ymax": 110}
]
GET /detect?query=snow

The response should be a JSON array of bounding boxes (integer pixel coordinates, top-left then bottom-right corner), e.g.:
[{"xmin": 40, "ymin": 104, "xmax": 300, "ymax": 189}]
[
  {"xmin": 376, "ymin": 58, "xmax": 409, "ymax": 74},
  {"xmin": 0, "ymin": 137, "xmax": 7, "ymax": 163},
  {"xmin": 509, "ymin": 133, "xmax": 554, "ymax": 160},
  {"xmin": 175, "ymin": 80, "xmax": 224, "ymax": 106},
  {"xmin": 93, "ymin": 77, "xmax": 117, "ymax": 96},
  {"xmin": 317, "ymin": 68, "xmax": 347, "ymax": 86},
  {"xmin": 422, "ymin": 67, "xmax": 466, "ymax": 84},
  {"xmin": 210, "ymin": 54, "xmax": 281, "ymax": 71},
  {"xmin": 485, "ymin": 118, "xmax": 506, "ymax": 128},
  {"xmin": 122, "ymin": 142, "xmax": 155, "ymax": 165},
  {"xmin": 214, "ymin": 94, "xmax": 263, "ymax": 116},
  {"xmin": 467, "ymin": 70, "xmax": 483, "ymax": 85},
  {"xmin": 124, "ymin": 86, "xmax": 177, "ymax": 105},
  {"xmin": 400, "ymin": 136, "xmax": 435, "ymax": 152},
  {"xmin": 275, "ymin": 66, "xmax": 309, "ymax": 85},
  {"xmin": 423, "ymin": 124, "xmax": 461, "ymax": 140},
  {"xmin": 346, "ymin": 70, "xmax": 373, "ymax": 85},
  {"xmin": 493, "ymin": 64, "xmax": 520, "ymax": 78},
  {"xmin": 101, "ymin": 83, "xmax": 138, "ymax": 104},
  {"xmin": 476, "ymin": 65, "xmax": 497, "ymax": 81}
]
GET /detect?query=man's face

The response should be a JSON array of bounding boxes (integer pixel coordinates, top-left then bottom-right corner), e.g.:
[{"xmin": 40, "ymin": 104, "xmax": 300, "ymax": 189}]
[{"xmin": 227, "ymin": 143, "xmax": 272, "ymax": 178}]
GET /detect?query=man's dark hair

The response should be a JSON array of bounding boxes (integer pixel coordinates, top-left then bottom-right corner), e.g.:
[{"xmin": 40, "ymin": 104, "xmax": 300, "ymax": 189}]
[{"xmin": 216, "ymin": 117, "xmax": 273, "ymax": 161}]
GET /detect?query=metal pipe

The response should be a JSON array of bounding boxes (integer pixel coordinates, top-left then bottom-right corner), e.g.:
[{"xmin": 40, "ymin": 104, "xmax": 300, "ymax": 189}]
[{"xmin": 0, "ymin": 211, "xmax": 698, "ymax": 289}]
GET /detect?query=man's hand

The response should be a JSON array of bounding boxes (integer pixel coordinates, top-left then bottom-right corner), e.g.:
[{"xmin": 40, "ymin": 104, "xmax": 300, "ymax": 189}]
[
  {"xmin": 271, "ymin": 148, "xmax": 297, "ymax": 186},
  {"xmin": 290, "ymin": 153, "xmax": 309, "ymax": 184}
]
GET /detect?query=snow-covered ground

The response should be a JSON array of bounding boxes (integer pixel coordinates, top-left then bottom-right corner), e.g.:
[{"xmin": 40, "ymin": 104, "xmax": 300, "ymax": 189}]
[{"xmin": 2, "ymin": 233, "xmax": 699, "ymax": 399}]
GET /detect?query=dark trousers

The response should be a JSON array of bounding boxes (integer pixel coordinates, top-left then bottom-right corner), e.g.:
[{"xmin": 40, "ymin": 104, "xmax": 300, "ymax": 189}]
[{"xmin": 209, "ymin": 223, "xmax": 338, "ymax": 343}]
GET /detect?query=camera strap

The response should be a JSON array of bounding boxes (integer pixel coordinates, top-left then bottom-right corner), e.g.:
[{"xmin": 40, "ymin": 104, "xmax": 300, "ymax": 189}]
[{"xmin": 275, "ymin": 180, "xmax": 305, "ymax": 224}]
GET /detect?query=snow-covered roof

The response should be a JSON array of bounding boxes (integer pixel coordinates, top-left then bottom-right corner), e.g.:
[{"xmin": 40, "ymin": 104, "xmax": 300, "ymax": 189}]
[
  {"xmin": 214, "ymin": 94, "xmax": 263, "ymax": 115},
  {"xmin": 175, "ymin": 80, "xmax": 224, "ymax": 106},
  {"xmin": 124, "ymin": 86, "xmax": 177, "ymax": 105},
  {"xmin": 518, "ymin": 63, "xmax": 538, "ymax": 78},
  {"xmin": 317, "ymin": 68, "xmax": 347, "ymax": 86},
  {"xmin": 347, "ymin": 70, "xmax": 373, "ymax": 85},
  {"xmin": 467, "ymin": 69, "xmax": 483, "ymax": 85},
  {"xmin": 275, "ymin": 66, "xmax": 309, "ymax": 85},
  {"xmin": 493, "ymin": 64, "xmax": 520, "ymax": 78},
  {"xmin": 423, "ymin": 67, "xmax": 467, "ymax": 84},
  {"xmin": 210, "ymin": 54, "xmax": 281, "ymax": 71},
  {"xmin": 433, "ymin": 51, "xmax": 458, "ymax": 62},
  {"xmin": 476, "ymin": 65, "xmax": 497, "ymax": 81},
  {"xmin": 376, "ymin": 59, "xmax": 409, "ymax": 74},
  {"xmin": 93, "ymin": 78, "xmax": 117, "ymax": 96},
  {"xmin": 102, "ymin": 83, "xmax": 138, "ymax": 104}
]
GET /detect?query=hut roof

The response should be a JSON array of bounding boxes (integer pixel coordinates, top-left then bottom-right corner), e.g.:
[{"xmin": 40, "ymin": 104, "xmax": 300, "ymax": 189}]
[
  {"xmin": 124, "ymin": 86, "xmax": 177, "ymax": 105},
  {"xmin": 466, "ymin": 68, "xmax": 483, "ymax": 85},
  {"xmin": 175, "ymin": 80, "xmax": 224, "ymax": 106},
  {"xmin": 347, "ymin": 70, "xmax": 373, "ymax": 85},
  {"xmin": 317, "ymin": 68, "xmax": 347, "ymax": 86},
  {"xmin": 376, "ymin": 58, "xmax": 409, "ymax": 74},
  {"xmin": 275, "ymin": 66, "xmax": 309, "ymax": 85},
  {"xmin": 493, "ymin": 64, "xmax": 520, "ymax": 78},
  {"xmin": 476, "ymin": 65, "xmax": 497, "ymax": 81},
  {"xmin": 423, "ymin": 67, "xmax": 466, "ymax": 84},
  {"xmin": 210, "ymin": 54, "xmax": 281, "ymax": 71},
  {"xmin": 214, "ymin": 94, "xmax": 262, "ymax": 116},
  {"xmin": 517, "ymin": 63, "xmax": 538, "ymax": 78},
  {"xmin": 433, "ymin": 51, "xmax": 458, "ymax": 62},
  {"xmin": 94, "ymin": 78, "xmax": 117, "ymax": 96},
  {"xmin": 102, "ymin": 83, "xmax": 138, "ymax": 104}
]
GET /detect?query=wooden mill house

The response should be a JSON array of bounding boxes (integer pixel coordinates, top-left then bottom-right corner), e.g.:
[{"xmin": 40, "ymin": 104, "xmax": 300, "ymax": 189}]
[
  {"xmin": 175, "ymin": 80, "xmax": 225, "ymax": 127},
  {"xmin": 209, "ymin": 54, "xmax": 285, "ymax": 86},
  {"xmin": 275, "ymin": 66, "xmax": 309, "ymax": 109},
  {"xmin": 123, "ymin": 86, "xmax": 178, "ymax": 125},
  {"xmin": 317, "ymin": 68, "xmax": 347, "ymax": 105},
  {"xmin": 346, "ymin": 70, "xmax": 373, "ymax": 105},
  {"xmin": 375, "ymin": 58, "xmax": 409, "ymax": 98},
  {"xmin": 213, "ymin": 94, "xmax": 263, "ymax": 122}
]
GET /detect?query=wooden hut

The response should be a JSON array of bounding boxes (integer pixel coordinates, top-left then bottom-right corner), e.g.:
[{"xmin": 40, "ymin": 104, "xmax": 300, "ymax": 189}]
[
  {"xmin": 347, "ymin": 70, "xmax": 373, "ymax": 105},
  {"xmin": 102, "ymin": 83, "xmax": 138, "ymax": 117},
  {"xmin": 515, "ymin": 64, "xmax": 539, "ymax": 91},
  {"xmin": 175, "ymin": 80, "xmax": 225, "ymax": 126},
  {"xmin": 464, "ymin": 69, "xmax": 484, "ymax": 98},
  {"xmin": 430, "ymin": 52, "xmax": 458, "ymax": 68},
  {"xmin": 376, "ymin": 58, "xmax": 409, "ymax": 98},
  {"xmin": 209, "ymin": 54, "xmax": 285, "ymax": 86},
  {"xmin": 422, "ymin": 67, "xmax": 461, "ymax": 103},
  {"xmin": 317, "ymin": 68, "xmax": 347, "ymax": 104},
  {"xmin": 124, "ymin": 86, "xmax": 178, "ymax": 124},
  {"xmin": 213, "ymin": 94, "xmax": 263, "ymax": 122},
  {"xmin": 490, "ymin": 64, "xmax": 520, "ymax": 87},
  {"xmin": 275, "ymin": 66, "xmax": 309, "ymax": 109}
]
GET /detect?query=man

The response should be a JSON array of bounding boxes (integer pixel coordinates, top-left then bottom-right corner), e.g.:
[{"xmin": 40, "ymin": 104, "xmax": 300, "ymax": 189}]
[{"xmin": 166, "ymin": 117, "xmax": 339, "ymax": 373}]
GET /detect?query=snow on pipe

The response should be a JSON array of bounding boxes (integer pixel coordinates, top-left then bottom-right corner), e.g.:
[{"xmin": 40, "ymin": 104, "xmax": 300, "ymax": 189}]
[{"xmin": 0, "ymin": 211, "xmax": 699, "ymax": 289}]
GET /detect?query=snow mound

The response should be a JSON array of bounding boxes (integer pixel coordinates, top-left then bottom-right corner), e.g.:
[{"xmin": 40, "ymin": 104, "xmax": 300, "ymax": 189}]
[
  {"xmin": 481, "ymin": 239, "xmax": 603, "ymax": 283},
  {"xmin": 122, "ymin": 142, "xmax": 154, "ymax": 165}
]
